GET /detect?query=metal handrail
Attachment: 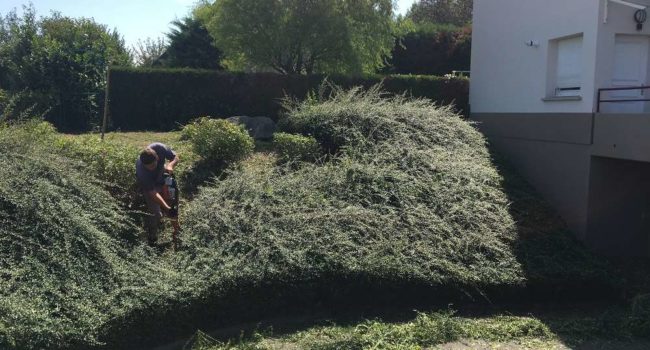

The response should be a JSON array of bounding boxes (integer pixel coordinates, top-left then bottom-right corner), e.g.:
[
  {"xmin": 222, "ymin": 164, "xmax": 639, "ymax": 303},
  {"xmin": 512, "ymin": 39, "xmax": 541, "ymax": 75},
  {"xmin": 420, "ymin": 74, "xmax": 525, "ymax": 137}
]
[{"xmin": 597, "ymin": 85, "xmax": 650, "ymax": 112}]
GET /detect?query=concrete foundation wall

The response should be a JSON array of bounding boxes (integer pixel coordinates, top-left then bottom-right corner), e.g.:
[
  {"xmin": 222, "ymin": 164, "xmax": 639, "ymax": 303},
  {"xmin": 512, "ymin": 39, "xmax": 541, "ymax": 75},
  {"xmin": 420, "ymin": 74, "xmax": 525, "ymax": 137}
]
[
  {"xmin": 474, "ymin": 113, "xmax": 593, "ymax": 144},
  {"xmin": 474, "ymin": 113, "xmax": 593, "ymax": 237},
  {"xmin": 593, "ymin": 114, "xmax": 650, "ymax": 162},
  {"xmin": 474, "ymin": 112, "xmax": 650, "ymax": 257}
]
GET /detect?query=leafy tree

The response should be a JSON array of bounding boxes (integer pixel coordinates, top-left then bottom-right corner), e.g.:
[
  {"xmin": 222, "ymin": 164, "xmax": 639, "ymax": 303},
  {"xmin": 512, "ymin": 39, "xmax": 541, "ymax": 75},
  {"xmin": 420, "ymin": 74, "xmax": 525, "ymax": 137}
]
[
  {"xmin": 156, "ymin": 16, "xmax": 223, "ymax": 70},
  {"xmin": 0, "ymin": 5, "xmax": 131, "ymax": 131},
  {"xmin": 198, "ymin": 0, "xmax": 395, "ymax": 75},
  {"xmin": 407, "ymin": 0, "xmax": 473, "ymax": 26},
  {"xmin": 133, "ymin": 37, "xmax": 167, "ymax": 67},
  {"xmin": 384, "ymin": 22, "xmax": 471, "ymax": 75}
]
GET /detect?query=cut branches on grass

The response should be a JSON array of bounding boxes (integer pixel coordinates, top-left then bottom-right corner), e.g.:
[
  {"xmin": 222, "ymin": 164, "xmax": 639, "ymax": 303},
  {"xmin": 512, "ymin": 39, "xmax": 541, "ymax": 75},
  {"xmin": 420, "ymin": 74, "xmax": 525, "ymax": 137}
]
[{"xmin": 186, "ymin": 307, "xmax": 650, "ymax": 350}]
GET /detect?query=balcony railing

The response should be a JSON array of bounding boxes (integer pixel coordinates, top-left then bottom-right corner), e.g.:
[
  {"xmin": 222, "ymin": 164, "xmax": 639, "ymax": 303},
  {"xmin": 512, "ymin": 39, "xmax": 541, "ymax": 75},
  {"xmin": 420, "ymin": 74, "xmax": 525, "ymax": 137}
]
[{"xmin": 597, "ymin": 86, "xmax": 650, "ymax": 112}]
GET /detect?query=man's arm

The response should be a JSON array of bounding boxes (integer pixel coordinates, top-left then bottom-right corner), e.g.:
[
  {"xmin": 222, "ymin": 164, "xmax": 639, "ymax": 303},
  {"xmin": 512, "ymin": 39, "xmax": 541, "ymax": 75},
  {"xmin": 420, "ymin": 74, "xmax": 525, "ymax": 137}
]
[
  {"xmin": 165, "ymin": 154, "xmax": 179, "ymax": 174},
  {"xmin": 148, "ymin": 190, "xmax": 171, "ymax": 211}
]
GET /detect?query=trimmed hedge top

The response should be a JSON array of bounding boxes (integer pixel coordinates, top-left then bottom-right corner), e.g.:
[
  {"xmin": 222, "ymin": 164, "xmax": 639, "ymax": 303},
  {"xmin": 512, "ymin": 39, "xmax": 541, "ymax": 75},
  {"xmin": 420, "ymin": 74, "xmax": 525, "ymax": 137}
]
[{"xmin": 106, "ymin": 67, "xmax": 469, "ymax": 131}]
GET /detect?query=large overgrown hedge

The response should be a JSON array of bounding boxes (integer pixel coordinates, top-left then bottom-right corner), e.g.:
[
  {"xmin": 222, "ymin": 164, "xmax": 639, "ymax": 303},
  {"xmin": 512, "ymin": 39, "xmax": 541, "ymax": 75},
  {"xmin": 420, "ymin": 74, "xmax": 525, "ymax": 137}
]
[
  {"xmin": 0, "ymin": 122, "xmax": 152, "ymax": 348},
  {"xmin": 0, "ymin": 87, "xmax": 617, "ymax": 349},
  {"xmin": 106, "ymin": 67, "xmax": 469, "ymax": 131},
  {"xmin": 181, "ymin": 85, "xmax": 524, "ymax": 297}
]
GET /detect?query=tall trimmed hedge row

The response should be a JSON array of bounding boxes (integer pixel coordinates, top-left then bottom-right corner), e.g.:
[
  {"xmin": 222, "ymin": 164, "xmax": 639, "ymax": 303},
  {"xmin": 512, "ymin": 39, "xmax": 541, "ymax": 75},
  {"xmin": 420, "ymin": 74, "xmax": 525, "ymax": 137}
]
[{"xmin": 106, "ymin": 67, "xmax": 469, "ymax": 131}]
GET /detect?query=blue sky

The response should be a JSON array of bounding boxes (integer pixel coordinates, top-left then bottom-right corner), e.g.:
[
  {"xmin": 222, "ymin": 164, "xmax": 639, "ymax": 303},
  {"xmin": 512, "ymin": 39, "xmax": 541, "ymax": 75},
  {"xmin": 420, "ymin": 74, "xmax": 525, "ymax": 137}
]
[{"xmin": 0, "ymin": 0, "xmax": 417, "ymax": 49}]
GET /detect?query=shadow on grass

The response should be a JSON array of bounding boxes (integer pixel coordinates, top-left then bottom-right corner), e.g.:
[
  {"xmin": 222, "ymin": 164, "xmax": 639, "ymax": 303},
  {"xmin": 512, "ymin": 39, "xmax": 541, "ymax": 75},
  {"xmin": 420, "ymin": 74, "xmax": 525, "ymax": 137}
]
[
  {"xmin": 488, "ymin": 148, "xmax": 650, "ymax": 349},
  {"xmin": 488, "ymin": 151, "xmax": 622, "ymax": 301},
  {"xmin": 179, "ymin": 159, "xmax": 228, "ymax": 199}
]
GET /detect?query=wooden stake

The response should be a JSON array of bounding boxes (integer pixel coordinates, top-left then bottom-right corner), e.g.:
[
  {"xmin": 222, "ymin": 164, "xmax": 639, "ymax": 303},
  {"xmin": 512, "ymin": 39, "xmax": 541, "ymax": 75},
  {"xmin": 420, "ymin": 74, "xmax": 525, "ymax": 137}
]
[{"xmin": 101, "ymin": 67, "xmax": 110, "ymax": 140}]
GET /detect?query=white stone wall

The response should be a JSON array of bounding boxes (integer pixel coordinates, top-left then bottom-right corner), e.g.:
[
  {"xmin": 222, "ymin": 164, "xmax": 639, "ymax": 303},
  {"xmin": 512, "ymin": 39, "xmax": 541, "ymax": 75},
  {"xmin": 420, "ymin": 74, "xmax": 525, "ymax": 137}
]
[
  {"xmin": 595, "ymin": 0, "xmax": 650, "ymax": 112},
  {"xmin": 470, "ymin": 0, "xmax": 600, "ymax": 113}
]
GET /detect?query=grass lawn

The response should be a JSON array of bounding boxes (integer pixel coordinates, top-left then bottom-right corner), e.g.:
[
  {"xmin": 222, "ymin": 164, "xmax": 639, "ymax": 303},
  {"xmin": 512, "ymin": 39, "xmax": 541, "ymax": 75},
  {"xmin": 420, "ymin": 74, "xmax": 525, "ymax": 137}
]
[
  {"xmin": 67, "ymin": 131, "xmax": 195, "ymax": 159},
  {"xmin": 182, "ymin": 307, "xmax": 650, "ymax": 350},
  {"xmin": 69, "ymin": 130, "xmax": 273, "ymax": 166}
]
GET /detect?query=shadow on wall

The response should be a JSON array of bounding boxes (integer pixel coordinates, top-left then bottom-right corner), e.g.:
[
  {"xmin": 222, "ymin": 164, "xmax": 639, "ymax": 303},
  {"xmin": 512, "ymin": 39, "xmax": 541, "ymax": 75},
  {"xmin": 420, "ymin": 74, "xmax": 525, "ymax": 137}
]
[
  {"xmin": 587, "ymin": 156, "xmax": 650, "ymax": 258},
  {"xmin": 486, "ymin": 148, "xmax": 622, "ymax": 300}
]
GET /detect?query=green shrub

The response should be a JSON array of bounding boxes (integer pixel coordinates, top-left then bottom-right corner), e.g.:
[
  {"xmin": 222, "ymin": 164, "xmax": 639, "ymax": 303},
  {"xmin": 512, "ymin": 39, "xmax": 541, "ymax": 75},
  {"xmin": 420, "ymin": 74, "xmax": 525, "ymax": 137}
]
[
  {"xmin": 182, "ymin": 84, "xmax": 524, "ymax": 292},
  {"xmin": 272, "ymin": 132, "xmax": 321, "ymax": 163},
  {"xmin": 182, "ymin": 117, "xmax": 254, "ymax": 164},
  {"xmin": 55, "ymin": 135, "xmax": 141, "ymax": 207},
  {"xmin": 0, "ymin": 123, "xmax": 155, "ymax": 349},
  {"xmin": 0, "ymin": 89, "xmax": 52, "ymax": 123},
  {"xmin": 0, "ymin": 90, "xmax": 620, "ymax": 349},
  {"xmin": 0, "ymin": 121, "xmax": 142, "ymax": 208}
]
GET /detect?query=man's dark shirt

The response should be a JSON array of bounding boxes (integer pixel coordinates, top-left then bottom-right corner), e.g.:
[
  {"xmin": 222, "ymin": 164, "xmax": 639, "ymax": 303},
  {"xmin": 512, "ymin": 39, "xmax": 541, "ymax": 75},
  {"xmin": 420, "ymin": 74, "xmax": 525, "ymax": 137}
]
[{"xmin": 135, "ymin": 142, "xmax": 176, "ymax": 191}]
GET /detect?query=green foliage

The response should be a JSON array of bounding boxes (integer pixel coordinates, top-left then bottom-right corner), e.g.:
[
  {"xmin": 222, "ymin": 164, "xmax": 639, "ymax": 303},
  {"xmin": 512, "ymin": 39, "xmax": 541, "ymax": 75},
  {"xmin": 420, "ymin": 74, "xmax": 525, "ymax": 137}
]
[
  {"xmin": 385, "ymin": 23, "xmax": 472, "ymax": 76},
  {"xmin": 192, "ymin": 312, "xmax": 556, "ymax": 350},
  {"xmin": 0, "ymin": 122, "xmax": 150, "ymax": 349},
  {"xmin": 183, "ymin": 85, "xmax": 524, "ymax": 293},
  {"xmin": 107, "ymin": 67, "xmax": 470, "ymax": 131},
  {"xmin": 182, "ymin": 117, "xmax": 254, "ymax": 163},
  {"xmin": 198, "ymin": 0, "xmax": 395, "ymax": 74},
  {"xmin": 0, "ymin": 90, "xmax": 630, "ymax": 349},
  {"xmin": 0, "ymin": 88, "xmax": 51, "ymax": 122},
  {"xmin": 133, "ymin": 37, "xmax": 167, "ymax": 67},
  {"xmin": 272, "ymin": 132, "xmax": 321, "ymax": 163},
  {"xmin": 407, "ymin": 0, "xmax": 473, "ymax": 26},
  {"xmin": 55, "ymin": 135, "xmax": 141, "ymax": 207},
  {"xmin": 156, "ymin": 16, "xmax": 223, "ymax": 70},
  {"xmin": 0, "ymin": 5, "xmax": 132, "ymax": 131}
]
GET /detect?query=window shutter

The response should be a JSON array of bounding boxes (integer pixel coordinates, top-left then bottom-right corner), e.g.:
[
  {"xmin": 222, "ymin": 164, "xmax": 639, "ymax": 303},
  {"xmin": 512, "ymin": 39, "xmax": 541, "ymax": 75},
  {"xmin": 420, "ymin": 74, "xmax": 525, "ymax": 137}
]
[{"xmin": 556, "ymin": 36, "xmax": 583, "ymax": 96}]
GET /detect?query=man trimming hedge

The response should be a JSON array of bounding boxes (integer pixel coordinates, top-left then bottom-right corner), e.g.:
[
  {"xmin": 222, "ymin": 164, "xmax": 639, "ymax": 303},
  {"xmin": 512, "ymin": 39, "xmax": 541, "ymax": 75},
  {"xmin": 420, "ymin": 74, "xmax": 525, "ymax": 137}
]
[{"xmin": 135, "ymin": 143, "xmax": 179, "ymax": 246}]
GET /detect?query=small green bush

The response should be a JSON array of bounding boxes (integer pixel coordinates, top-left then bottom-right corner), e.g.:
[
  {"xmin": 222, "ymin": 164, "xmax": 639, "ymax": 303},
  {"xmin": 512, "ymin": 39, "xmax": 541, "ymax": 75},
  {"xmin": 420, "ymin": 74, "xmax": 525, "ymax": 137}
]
[
  {"xmin": 0, "ymin": 121, "xmax": 142, "ymax": 208},
  {"xmin": 272, "ymin": 132, "xmax": 321, "ymax": 163},
  {"xmin": 55, "ymin": 135, "xmax": 141, "ymax": 207},
  {"xmin": 181, "ymin": 117, "xmax": 254, "ymax": 163}
]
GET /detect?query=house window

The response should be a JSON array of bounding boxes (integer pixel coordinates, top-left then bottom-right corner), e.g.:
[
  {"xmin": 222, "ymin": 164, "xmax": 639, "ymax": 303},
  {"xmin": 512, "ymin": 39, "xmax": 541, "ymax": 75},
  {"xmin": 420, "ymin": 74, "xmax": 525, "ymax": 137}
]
[{"xmin": 553, "ymin": 35, "xmax": 583, "ymax": 97}]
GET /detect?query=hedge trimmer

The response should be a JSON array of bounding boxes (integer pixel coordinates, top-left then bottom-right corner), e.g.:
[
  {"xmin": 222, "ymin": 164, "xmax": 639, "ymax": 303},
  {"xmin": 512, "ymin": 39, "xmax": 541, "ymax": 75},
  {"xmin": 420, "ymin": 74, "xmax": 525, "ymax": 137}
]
[{"xmin": 162, "ymin": 172, "xmax": 181, "ymax": 250}]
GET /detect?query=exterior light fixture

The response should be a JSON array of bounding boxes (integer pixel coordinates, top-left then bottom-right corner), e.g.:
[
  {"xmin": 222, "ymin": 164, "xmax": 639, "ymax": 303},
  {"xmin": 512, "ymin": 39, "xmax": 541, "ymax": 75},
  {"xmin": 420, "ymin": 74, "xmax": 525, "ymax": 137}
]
[{"xmin": 635, "ymin": 9, "xmax": 647, "ymax": 30}]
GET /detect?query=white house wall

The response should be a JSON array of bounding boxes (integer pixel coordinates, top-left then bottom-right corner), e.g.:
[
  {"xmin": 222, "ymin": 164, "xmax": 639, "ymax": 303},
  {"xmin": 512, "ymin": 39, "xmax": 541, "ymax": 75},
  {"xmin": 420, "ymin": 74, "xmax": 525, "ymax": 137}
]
[
  {"xmin": 471, "ymin": 0, "xmax": 650, "ymax": 256},
  {"xmin": 470, "ymin": 0, "xmax": 600, "ymax": 114},
  {"xmin": 595, "ymin": 0, "xmax": 650, "ymax": 112}
]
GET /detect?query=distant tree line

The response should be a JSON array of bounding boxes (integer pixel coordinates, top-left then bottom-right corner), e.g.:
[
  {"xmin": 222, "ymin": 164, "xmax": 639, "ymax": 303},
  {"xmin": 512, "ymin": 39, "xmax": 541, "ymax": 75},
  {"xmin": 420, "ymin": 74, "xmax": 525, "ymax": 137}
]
[
  {"xmin": 407, "ymin": 0, "xmax": 472, "ymax": 27},
  {"xmin": 0, "ymin": 5, "xmax": 131, "ymax": 130},
  {"xmin": 0, "ymin": 0, "xmax": 472, "ymax": 131},
  {"xmin": 135, "ymin": 0, "xmax": 473, "ymax": 76}
]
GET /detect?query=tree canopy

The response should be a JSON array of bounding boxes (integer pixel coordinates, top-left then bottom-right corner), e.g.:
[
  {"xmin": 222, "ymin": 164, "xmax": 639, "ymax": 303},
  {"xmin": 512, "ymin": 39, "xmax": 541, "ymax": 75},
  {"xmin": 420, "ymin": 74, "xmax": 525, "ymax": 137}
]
[
  {"xmin": 0, "ymin": 5, "xmax": 131, "ymax": 130},
  {"xmin": 384, "ymin": 23, "xmax": 471, "ymax": 75},
  {"xmin": 133, "ymin": 37, "xmax": 167, "ymax": 67},
  {"xmin": 155, "ymin": 16, "xmax": 223, "ymax": 70},
  {"xmin": 197, "ymin": 0, "xmax": 395, "ymax": 75},
  {"xmin": 407, "ymin": 0, "xmax": 473, "ymax": 26}
]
